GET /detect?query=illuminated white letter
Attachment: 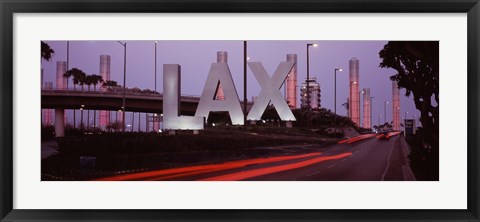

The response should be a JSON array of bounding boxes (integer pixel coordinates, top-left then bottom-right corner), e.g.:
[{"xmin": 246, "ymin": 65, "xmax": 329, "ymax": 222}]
[
  {"xmin": 247, "ymin": 62, "xmax": 296, "ymax": 121},
  {"xmin": 163, "ymin": 64, "xmax": 204, "ymax": 130},
  {"xmin": 195, "ymin": 63, "xmax": 244, "ymax": 125}
]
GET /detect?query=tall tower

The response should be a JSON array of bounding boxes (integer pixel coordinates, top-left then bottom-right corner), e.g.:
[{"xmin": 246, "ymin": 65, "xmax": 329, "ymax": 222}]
[
  {"xmin": 349, "ymin": 58, "xmax": 360, "ymax": 126},
  {"xmin": 56, "ymin": 61, "xmax": 67, "ymax": 90},
  {"xmin": 300, "ymin": 77, "xmax": 321, "ymax": 109},
  {"xmin": 286, "ymin": 54, "xmax": 297, "ymax": 108},
  {"xmin": 392, "ymin": 81, "xmax": 401, "ymax": 131},
  {"xmin": 215, "ymin": 51, "xmax": 227, "ymax": 100},
  {"xmin": 362, "ymin": 88, "xmax": 371, "ymax": 129},
  {"xmin": 99, "ymin": 55, "xmax": 111, "ymax": 128},
  {"xmin": 42, "ymin": 82, "xmax": 54, "ymax": 126}
]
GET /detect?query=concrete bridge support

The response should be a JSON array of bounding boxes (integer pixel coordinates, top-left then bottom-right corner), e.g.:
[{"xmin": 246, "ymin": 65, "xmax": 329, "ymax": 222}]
[{"xmin": 55, "ymin": 109, "xmax": 65, "ymax": 137}]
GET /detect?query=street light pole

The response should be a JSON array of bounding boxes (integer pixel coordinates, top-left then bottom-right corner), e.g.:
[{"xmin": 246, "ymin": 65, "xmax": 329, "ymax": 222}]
[
  {"xmin": 370, "ymin": 96, "xmax": 374, "ymax": 129},
  {"xmin": 334, "ymin": 68, "xmax": 342, "ymax": 134},
  {"xmin": 154, "ymin": 41, "xmax": 157, "ymax": 92},
  {"xmin": 117, "ymin": 41, "xmax": 127, "ymax": 132},
  {"xmin": 306, "ymin": 43, "xmax": 317, "ymax": 127},
  {"xmin": 404, "ymin": 111, "xmax": 408, "ymax": 131},
  {"xmin": 384, "ymin": 101, "xmax": 389, "ymax": 124},
  {"xmin": 244, "ymin": 41, "xmax": 247, "ymax": 126},
  {"xmin": 359, "ymin": 90, "xmax": 364, "ymax": 127}
]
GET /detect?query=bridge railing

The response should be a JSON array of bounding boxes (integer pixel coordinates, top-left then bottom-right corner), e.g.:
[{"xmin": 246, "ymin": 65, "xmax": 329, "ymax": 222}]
[{"xmin": 41, "ymin": 88, "xmax": 201, "ymax": 101}]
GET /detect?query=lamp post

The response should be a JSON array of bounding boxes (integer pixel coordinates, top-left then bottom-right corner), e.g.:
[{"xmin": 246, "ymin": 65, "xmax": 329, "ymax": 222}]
[
  {"xmin": 404, "ymin": 111, "xmax": 408, "ymax": 131},
  {"xmin": 154, "ymin": 41, "xmax": 157, "ymax": 92},
  {"xmin": 370, "ymin": 96, "xmax": 374, "ymax": 129},
  {"xmin": 384, "ymin": 101, "xmax": 389, "ymax": 124},
  {"xmin": 360, "ymin": 90, "xmax": 364, "ymax": 127},
  {"xmin": 334, "ymin": 68, "xmax": 342, "ymax": 134},
  {"xmin": 244, "ymin": 41, "xmax": 247, "ymax": 126},
  {"xmin": 117, "ymin": 41, "xmax": 127, "ymax": 132},
  {"xmin": 306, "ymin": 43, "xmax": 318, "ymax": 127},
  {"xmin": 378, "ymin": 115, "xmax": 381, "ymax": 127}
]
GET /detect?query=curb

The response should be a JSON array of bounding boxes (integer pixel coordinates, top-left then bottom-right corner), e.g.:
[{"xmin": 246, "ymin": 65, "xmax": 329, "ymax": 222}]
[{"xmin": 398, "ymin": 136, "xmax": 417, "ymax": 181}]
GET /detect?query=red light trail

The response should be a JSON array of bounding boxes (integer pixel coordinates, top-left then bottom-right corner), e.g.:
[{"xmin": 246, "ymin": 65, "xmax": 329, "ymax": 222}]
[
  {"xmin": 198, "ymin": 152, "xmax": 352, "ymax": 181},
  {"xmin": 95, "ymin": 152, "xmax": 323, "ymax": 181}
]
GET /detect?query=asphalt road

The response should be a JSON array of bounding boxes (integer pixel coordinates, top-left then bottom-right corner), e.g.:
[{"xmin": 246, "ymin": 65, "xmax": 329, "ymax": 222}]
[{"xmin": 98, "ymin": 132, "xmax": 408, "ymax": 181}]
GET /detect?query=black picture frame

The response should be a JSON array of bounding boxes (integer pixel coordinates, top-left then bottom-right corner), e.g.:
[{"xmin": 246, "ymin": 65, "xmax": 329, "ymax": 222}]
[{"xmin": 1, "ymin": 0, "xmax": 479, "ymax": 221}]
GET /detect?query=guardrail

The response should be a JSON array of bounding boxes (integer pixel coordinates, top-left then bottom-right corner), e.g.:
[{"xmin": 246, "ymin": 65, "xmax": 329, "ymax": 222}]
[{"xmin": 41, "ymin": 89, "xmax": 201, "ymax": 100}]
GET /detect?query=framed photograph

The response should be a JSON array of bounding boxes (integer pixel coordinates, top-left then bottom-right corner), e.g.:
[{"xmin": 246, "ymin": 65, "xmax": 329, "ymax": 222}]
[{"xmin": 1, "ymin": 0, "xmax": 479, "ymax": 221}]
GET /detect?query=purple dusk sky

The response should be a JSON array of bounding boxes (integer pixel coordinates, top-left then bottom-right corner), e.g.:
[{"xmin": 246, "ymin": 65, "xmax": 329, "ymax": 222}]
[{"xmin": 41, "ymin": 40, "xmax": 421, "ymax": 127}]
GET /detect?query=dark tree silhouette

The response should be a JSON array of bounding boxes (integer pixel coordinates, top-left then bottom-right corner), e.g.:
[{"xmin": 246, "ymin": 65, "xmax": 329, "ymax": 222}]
[
  {"xmin": 379, "ymin": 41, "xmax": 438, "ymax": 149},
  {"xmin": 379, "ymin": 41, "xmax": 439, "ymax": 179},
  {"xmin": 65, "ymin": 68, "xmax": 87, "ymax": 91},
  {"xmin": 103, "ymin": 80, "xmax": 119, "ymax": 88},
  {"xmin": 91, "ymin": 74, "xmax": 104, "ymax": 91},
  {"xmin": 84, "ymin": 75, "xmax": 94, "ymax": 91},
  {"xmin": 41, "ymin": 41, "xmax": 55, "ymax": 61}
]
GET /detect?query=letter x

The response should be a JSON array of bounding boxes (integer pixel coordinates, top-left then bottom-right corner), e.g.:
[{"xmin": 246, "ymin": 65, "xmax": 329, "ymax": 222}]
[{"xmin": 247, "ymin": 62, "xmax": 296, "ymax": 121}]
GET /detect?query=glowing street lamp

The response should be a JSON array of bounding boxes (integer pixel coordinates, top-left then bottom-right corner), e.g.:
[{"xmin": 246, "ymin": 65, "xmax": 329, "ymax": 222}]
[
  {"xmin": 306, "ymin": 43, "xmax": 318, "ymax": 127},
  {"xmin": 334, "ymin": 68, "xmax": 342, "ymax": 134},
  {"xmin": 117, "ymin": 41, "xmax": 127, "ymax": 132}
]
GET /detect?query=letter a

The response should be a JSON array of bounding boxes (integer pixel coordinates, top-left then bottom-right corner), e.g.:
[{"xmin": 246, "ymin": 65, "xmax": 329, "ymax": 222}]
[
  {"xmin": 195, "ymin": 63, "xmax": 244, "ymax": 125},
  {"xmin": 163, "ymin": 64, "xmax": 204, "ymax": 130}
]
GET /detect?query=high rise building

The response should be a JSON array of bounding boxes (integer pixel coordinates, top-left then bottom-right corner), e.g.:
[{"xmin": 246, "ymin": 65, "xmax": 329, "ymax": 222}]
[
  {"xmin": 362, "ymin": 88, "xmax": 371, "ymax": 128},
  {"xmin": 55, "ymin": 62, "xmax": 67, "ymax": 125},
  {"xmin": 286, "ymin": 54, "xmax": 297, "ymax": 108},
  {"xmin": 392, "ymin": 81, "xmax": 401, "ymax": 131},
  {"xmin": 56, "ymin": 61, "xmax": 67, "ymax": 90},
  {"xmin": 99, "ymin": 55, "xmax": 111, "ymax": 128},
  {"xmin": 42, "ymin": 82, "xmax": 54, "ymax": 126},
  {"xmin": 349, "ymin": 58, "xmax": 360, "ymax": 126},
  {"xmin": 300, "ymin": 77, "xmax": 321, "ymax": 109},
  {"xmin": 215, "ymin": 51, "xmax": 227, "ymax": 100}
]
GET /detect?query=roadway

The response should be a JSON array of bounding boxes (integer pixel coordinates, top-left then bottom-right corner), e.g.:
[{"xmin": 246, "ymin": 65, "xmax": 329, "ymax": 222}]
[{"xmin": 97, "ymin": 132, "xmax": 411, "ymax": 181}]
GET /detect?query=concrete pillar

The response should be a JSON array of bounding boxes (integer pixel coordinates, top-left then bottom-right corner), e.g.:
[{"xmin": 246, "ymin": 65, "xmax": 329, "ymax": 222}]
[
  {"xmin": 55, "ymin": 109, "xmax": 65, "ymax": 137},
  {"xmin": 285, "ymin": 121, "xmax": 293, "ymax": 128}
]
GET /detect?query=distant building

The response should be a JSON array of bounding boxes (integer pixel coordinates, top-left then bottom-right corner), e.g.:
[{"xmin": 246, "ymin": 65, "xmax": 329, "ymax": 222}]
[
  {"xmin": 286, "ymin": 54, "xmax": 297, "ymax": 108},
  {"xmin": 56, "ymin": 61, "xmax": 67, "ymax": 90},
  {"xmin": 349, "ymin": 57, "xmax": 360, "ymax": 126},
  {"xmin": 362, "ymin": 88, "xmax": 371, "ymax": 128},
  {"xmin": 215, "ymin": 51, "xmax": 227, "ymax": 100},
  {"xmin": 99, "ymin": 55, "xmax": 111, "ymax": 129},
  {"xmin": 300, "ymin": 77, "xmax": 321, "ymax": 109},
  {"xmin": 42, "ymin": 82, "xmax": 54, "ymax": 126}
]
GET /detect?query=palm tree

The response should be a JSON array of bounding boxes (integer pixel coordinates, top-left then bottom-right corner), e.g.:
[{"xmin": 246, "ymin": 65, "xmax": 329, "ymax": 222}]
[
  {"xmin": 41, "ymin": 41, "xmax": 55, "ymax": 61},
  {"xmin": 91, "ymin": 74, "xmax": 104, "ymax": 91},
  {"xmin": 77, "ymin": 73, "xmax": 86, "ymax": 91},
  {"xmin": 102, "ymin": 80, "xmax": 119, "ymax": 88},
  {"xmin": 84, "ymin": 75, "xmax": 94, "ymax": 91},
  {"xmin": 65, "ymin": 68, "xmax": 86, "ymax": 91}
]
